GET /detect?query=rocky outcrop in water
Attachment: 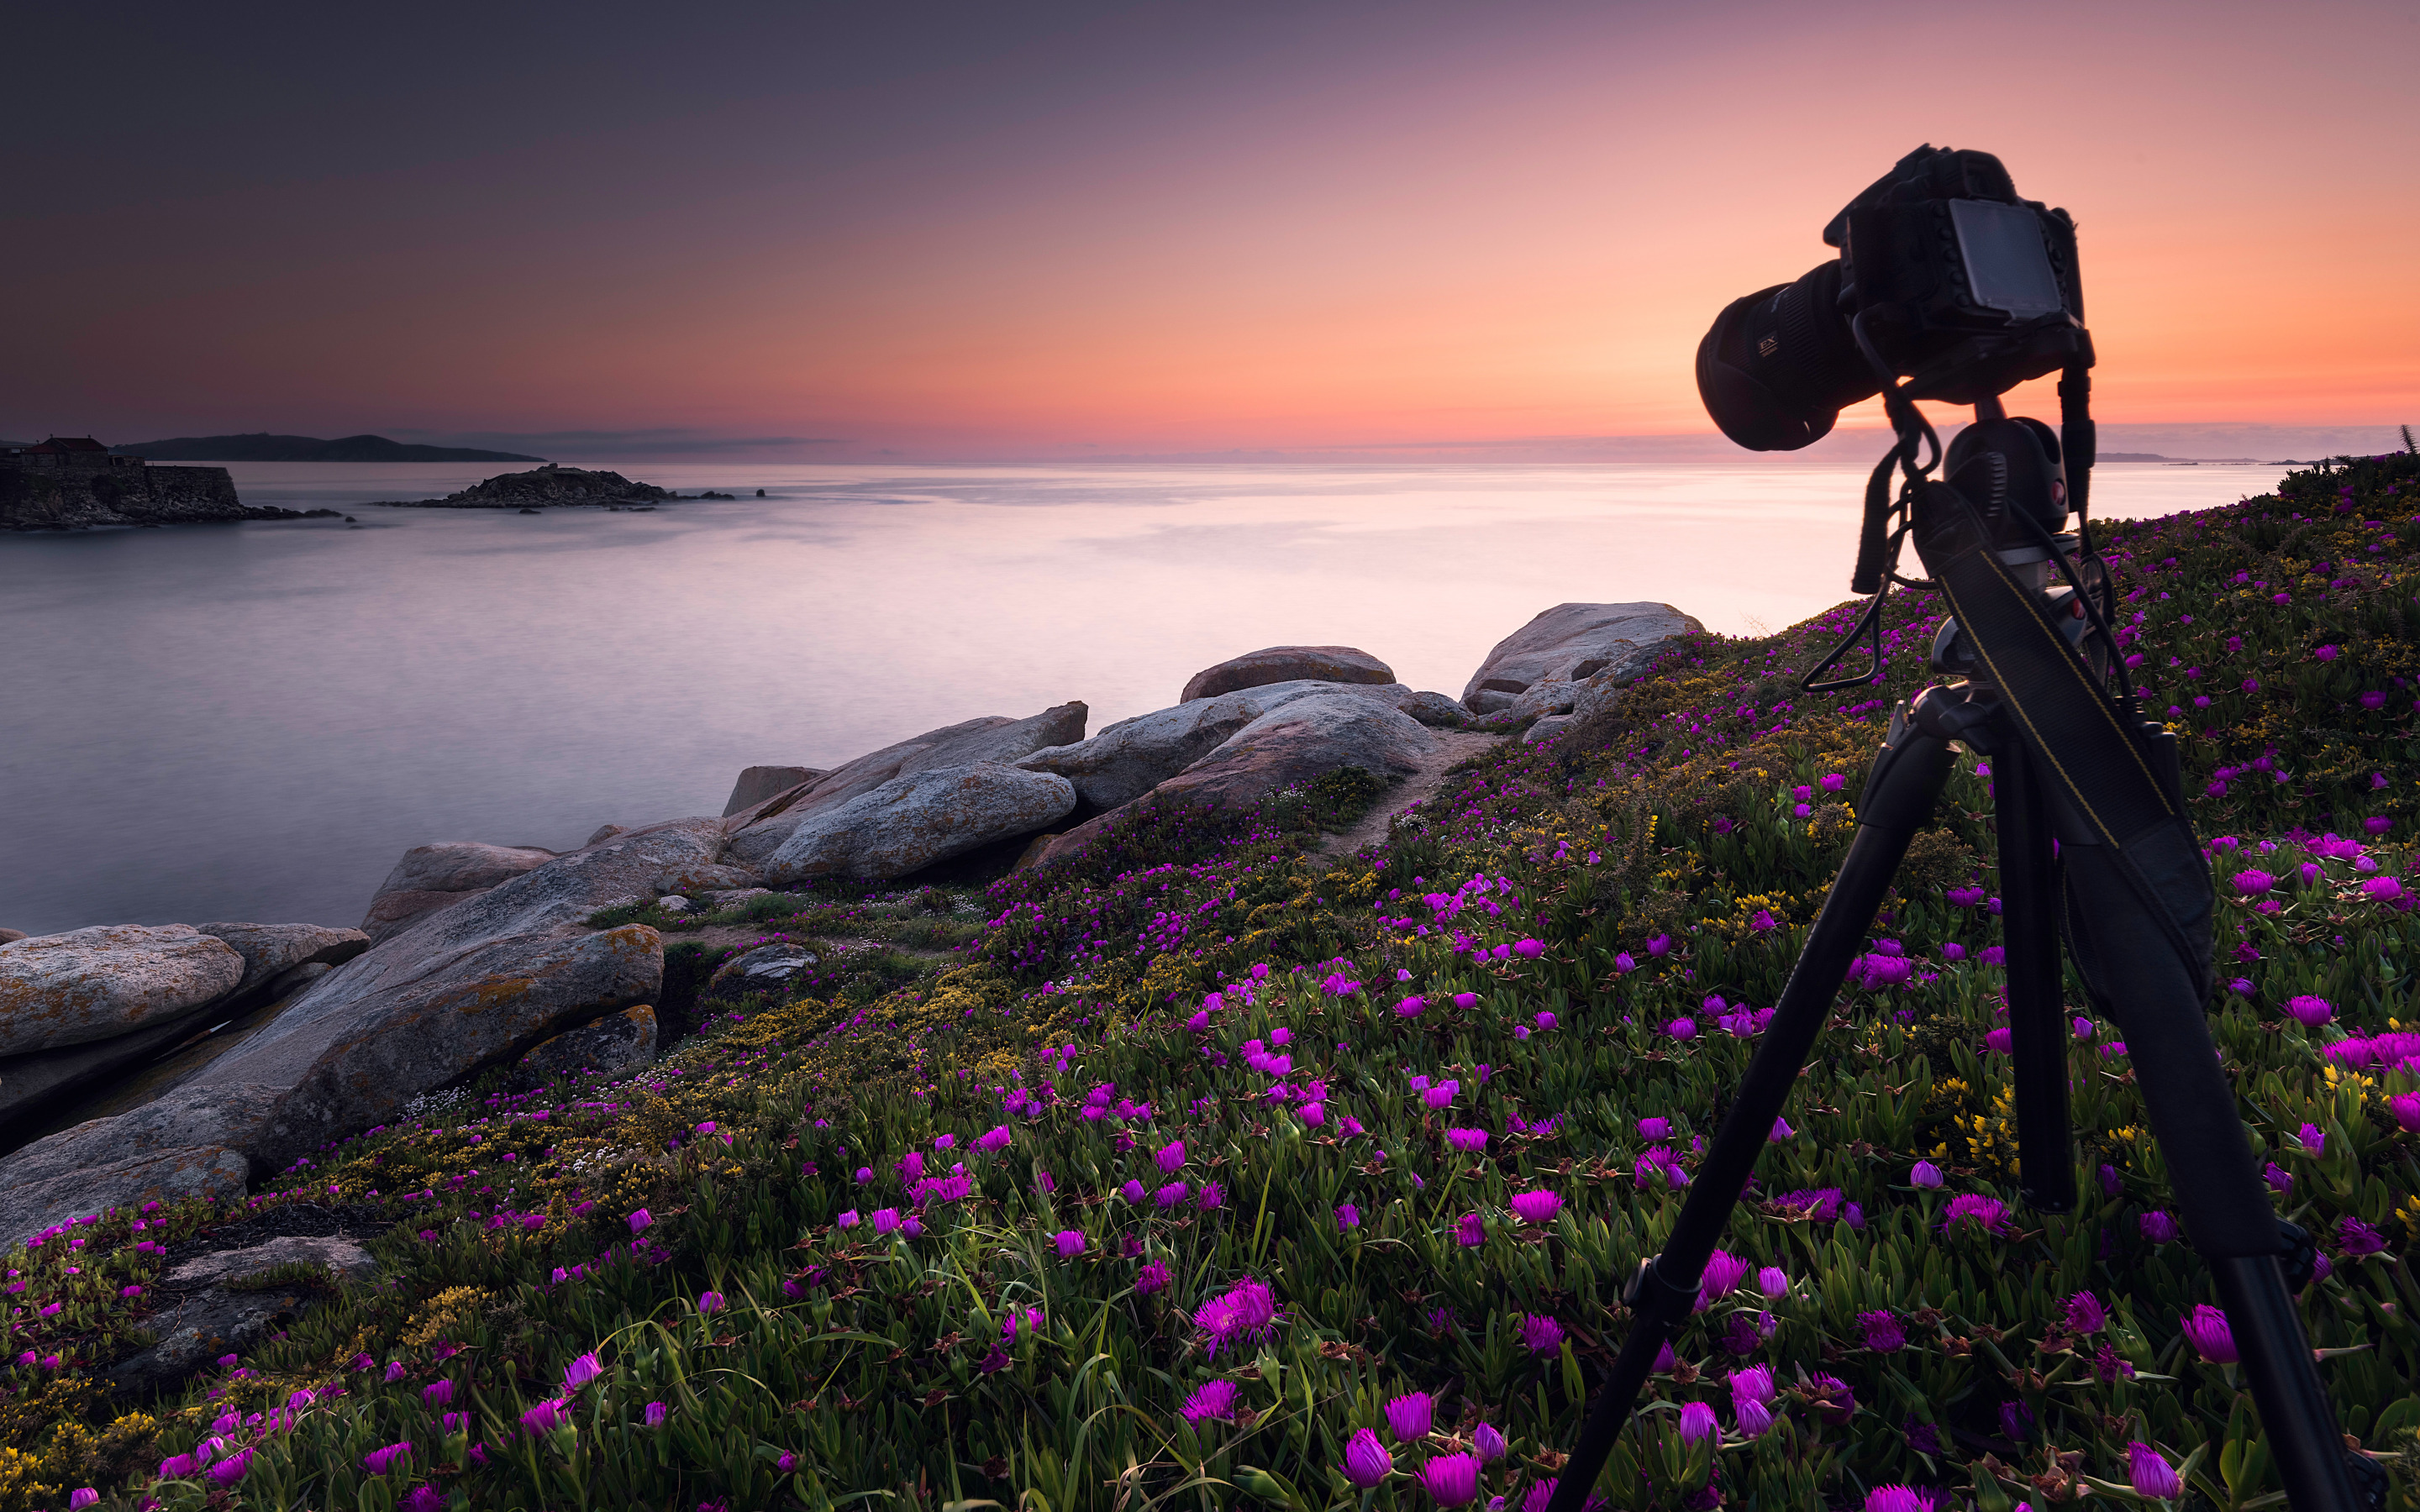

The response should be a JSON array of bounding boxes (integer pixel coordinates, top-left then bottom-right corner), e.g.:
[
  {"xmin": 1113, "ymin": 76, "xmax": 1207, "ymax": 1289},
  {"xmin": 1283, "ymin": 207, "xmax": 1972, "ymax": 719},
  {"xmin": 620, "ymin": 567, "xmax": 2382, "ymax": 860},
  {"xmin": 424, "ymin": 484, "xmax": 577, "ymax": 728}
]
[{"xmin": 373, "ymin": 463, "xmax": 672, "ymax": 509}]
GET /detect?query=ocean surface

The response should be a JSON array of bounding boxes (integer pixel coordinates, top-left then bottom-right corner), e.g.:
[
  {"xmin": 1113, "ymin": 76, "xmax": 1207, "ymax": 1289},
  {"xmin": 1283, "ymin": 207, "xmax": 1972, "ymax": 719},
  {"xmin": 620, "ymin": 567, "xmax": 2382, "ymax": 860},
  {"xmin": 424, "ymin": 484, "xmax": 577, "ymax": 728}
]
[{"xmin": 2, "ymin": 458, "xmax": 2281, "ymax": 936}]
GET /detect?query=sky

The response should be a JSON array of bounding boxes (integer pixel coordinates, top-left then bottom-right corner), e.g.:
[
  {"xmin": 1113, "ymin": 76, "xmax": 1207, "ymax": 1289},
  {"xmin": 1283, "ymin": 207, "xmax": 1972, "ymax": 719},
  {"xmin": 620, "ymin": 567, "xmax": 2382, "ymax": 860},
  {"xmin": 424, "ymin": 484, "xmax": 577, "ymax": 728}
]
[{"xmin": 6, "ymin": 0, "xmax": 2416, "ymax": 461}]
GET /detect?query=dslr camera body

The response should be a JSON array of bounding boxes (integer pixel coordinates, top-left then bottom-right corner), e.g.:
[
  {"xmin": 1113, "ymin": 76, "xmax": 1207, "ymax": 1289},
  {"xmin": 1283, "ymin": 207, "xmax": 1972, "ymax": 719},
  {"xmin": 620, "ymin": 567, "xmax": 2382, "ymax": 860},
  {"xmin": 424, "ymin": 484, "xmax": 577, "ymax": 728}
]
[{"xmin": 1697, "ymin": 144, "xmax": 2091, "ymax": 452}]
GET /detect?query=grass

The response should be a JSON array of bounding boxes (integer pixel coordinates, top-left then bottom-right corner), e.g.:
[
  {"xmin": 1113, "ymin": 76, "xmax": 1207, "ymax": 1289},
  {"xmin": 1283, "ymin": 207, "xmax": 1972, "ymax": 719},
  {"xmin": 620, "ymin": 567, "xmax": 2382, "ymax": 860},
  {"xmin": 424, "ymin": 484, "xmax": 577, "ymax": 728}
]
[{"xmin": 1, "ymin": 454, "xmax": 2417, "ymax": 1510}]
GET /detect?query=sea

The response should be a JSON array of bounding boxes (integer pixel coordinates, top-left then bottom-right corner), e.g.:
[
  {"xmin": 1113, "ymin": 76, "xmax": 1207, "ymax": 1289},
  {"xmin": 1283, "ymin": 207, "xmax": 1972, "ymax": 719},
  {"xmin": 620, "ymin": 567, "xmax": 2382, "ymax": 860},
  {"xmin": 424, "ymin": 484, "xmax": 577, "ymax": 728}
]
[{"xmin": 0, "ymin": 458, "xmax": 2281, "ymax": 936}]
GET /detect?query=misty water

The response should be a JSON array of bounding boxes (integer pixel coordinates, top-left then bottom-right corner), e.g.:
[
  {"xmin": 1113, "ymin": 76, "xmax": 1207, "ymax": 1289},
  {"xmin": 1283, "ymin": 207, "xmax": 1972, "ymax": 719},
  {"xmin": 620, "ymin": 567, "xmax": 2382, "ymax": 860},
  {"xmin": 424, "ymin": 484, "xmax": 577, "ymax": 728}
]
[{"xmin": 1, "ymin": 459, "xmax": 2279, "ymax": 936}]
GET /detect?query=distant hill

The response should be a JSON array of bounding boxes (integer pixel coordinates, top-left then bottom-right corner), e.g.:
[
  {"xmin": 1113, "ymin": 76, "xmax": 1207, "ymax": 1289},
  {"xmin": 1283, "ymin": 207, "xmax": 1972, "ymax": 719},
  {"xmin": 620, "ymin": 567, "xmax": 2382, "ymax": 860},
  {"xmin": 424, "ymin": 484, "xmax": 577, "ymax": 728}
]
[{"xmin": 116, "ymin": 433, "xmax": 545, "ymax": 464}]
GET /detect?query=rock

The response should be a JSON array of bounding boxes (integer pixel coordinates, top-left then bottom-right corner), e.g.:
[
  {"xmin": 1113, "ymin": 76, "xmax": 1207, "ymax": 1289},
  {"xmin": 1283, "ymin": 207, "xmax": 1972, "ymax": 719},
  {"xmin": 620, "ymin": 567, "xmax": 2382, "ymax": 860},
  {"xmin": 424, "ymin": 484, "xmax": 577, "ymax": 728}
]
[
  {"xmin": 724, "ymin": 765, "xmax": 825, "ymax": 817},
  {"xmin": 763, "ymin": 764, "xmax": 1077, "ymax": 882},
  {"xmin": 360, "ymin": 841, "xmax": 556, "ymax": 943},
  {"xmin": 729, "ymin": 702, "xmax": 1087, "ymax": 869},
  {"xmin": 1009, "ymin": 832, "xmax": 1060, "ymax": 874},
  {"xmin": 107, "ymin": 1235, "xmax": 377, "ymax": 1394},
  {"xmin": 168, "ymin": 1232, "xmax": 380, "ymax": 1289},
  {"xmin": 0, "ymin": 1083, "xmax": 275, "ymax": 1244},
  {"xmin": 259, "ymin": 961, "xmax": 334, "ymax": 1001},
  {"xmin": 660, "ymin": 896, "xmax": 691, "ymax": 913},
  {"xmin": 708, "ymin": 944, "xmax": 823, "ymax": 993},
  {"xmin": 195, "ymin": 923, "xmax": 369, "ymax": 1000},
  {"xmin": 1039, "ymin": 694, "xmax": 1435, "ymax": 865},
  {"xmin": 382, "ymin": 464, "xmax": 671, "ymax": 510},
  {"xmin": 0, "ymin": 822, "xmax": 724, "ymax": 1218},
  {"xmin": 0, "ymin": 925, "xmax": 246, "ymax": 1057},
  {"xmin": 1180, "ymin": 645, "xmax": 1395, "ymax": 703},
  {"xmin": 586, "ymin": 824, "xmax": 628, "ymax": 847},
  {"xmin": 0, "ymin": 929, "xmax": 24, "ymax": 946},
  {"xmin": 652, "ymin": 862, "xmax": 756, "ymax": 895},
  {"xmin": 1523, "ymin": 714, "xmax": 1577, "ymax": 744},
  {"xmin": 1397, "ymin": 690, "xmax": 1470, "ymax": 728},
  {"xmin": 1018, "ymin": 680, "xmax": 1415, "ymax": 810},
  {"xmin": 1460, "ymin": 602, "xmax": 1702, "ymax": 712},
  {"xmin": 706, "ymin": 888, "xmax": 778, "ymax": 913},
  {"xmin": 517, "ymin": 1005, "xmax": 657, "ymax": 1084}
]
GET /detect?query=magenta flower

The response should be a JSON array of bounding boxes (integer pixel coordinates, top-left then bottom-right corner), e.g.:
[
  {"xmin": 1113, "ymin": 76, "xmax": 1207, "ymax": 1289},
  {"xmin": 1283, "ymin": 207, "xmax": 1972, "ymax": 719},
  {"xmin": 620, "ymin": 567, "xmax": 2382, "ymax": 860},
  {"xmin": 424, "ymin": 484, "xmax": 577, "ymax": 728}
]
[
  {"xmin": 1055, "ymin": 1229, "xmax": 1086, "ymax": 1258},
  {"xmin": 1859, "ymin": 1310, "xmax": 1906, "ymax": 1352},
  {"xmin": 362, "ymin": 1441, "xmax": 413, "ymax": 1476},
  {"xmin": 2340, "ymin": 1217, "xmax": 2387, "ymax": 1256},
  {"xmin": 1344, "ymin": 1427, "xmax": 1393, "ymax": 1487},
  {"xmin": 2366, "ymin": 875, "xmax": 2406, "ymax": 902},
  {"xmin": 1864, "ymin": 1489, "xmax": 1937, "ymax": 1512},
  {"xmin": 2181, "ymin": 1304, "xmax": 2236, "ymax": 1363},
  {"xmin": 871, "ymin": 1208, "xmax": 902, "ymax": 1235},
  {"xmin": 1668, "ymin": 1016, "xmax": 1697, "ymax": 1040},
  {"xmin": 207, "ymin": 1449, "xmax": 254, "ymax": 1488},
  {"xmin": 1453, "ymin": 992, "xmax": 1480, "ymax": 1009},
  {"xmin": 1194, "ymin": 1278, "xmax": 1278, "ymax": 1357},
  {"xmin": 1137, "ymin": 1258, "xmax": 1171, "ymax": 1294},
  {"xmin": 1397, "ymin": 995, "xmax": 1426, "ymax": 1018},
  {"xmin": 644, "ymin": 1401, "xmax": 669, "ymax": 1427},
  {"xmin": 1455, "ymin": 1212, "xmax": 1486, "ymax": 1247},
  {"xmin": 1297, "ymin": 1101, "xmax": 1324, "ymax": 1126},
  {"xmin": 1676, "ymin": 1400, "xmax": 1718, "ymax": 1445},
  {"xmin": 1444, "ymin": 1127, "xmax": 1490, "ymax": 1153},
  {"xmin": 1695, "ymin": 1249, "xmax": 1749, "ymax": 1309},
  {"xmin": 1335, "ymin": 1203, "xmax": 1361, "ymax": 1231},
  {"xmin": 1941, "ymin": 1194, "xmax": 2007, "ymax": 1235},
  {"xmin": 2128, "ymin": 1441, "xmax": 2181, "ymax": 1499},
  {"xmin": 1984, "ymin": 1026, "xmax": 2013, "ymax": 1054},
  {"xmin": 1518, "ymin": 1313, "xmax": 1564, "ymax": 1354},
  {"xmin": 2063, "ymin": 1291, "xmax": 2107, "ymax": 1332},
  {"xmin": 2286, "ymin": 995, "xmax": 2333, "ymax": 1026},
  {"xmin": 1156, "ymin": 1140, "xmax": 1186, "ymax": 1173},
  {"xmin": 1385, "ymin": 1390, "xmax": 1434, "ymax": 1441},
  {"xmin": 563, "ymin": 1352, "xmax": 603, "ymax": 1390},
  {"xmin": 1418, "ymin": 1452, "xmax": 1481, "ymax": 1507},
  {"xmin": 424, "ymin": 1378, "xmax": 455, "ymax": 1408},
  {"xmin": 521, "ymin": 1397, "xmax": 572, "ymax": 1435},
  {"xmin": 1155, "ymin": 1180, "xmax": 1191, "ymax": 1207},
  {"xmin": 1638, "ymin": 1116, "xmax": 1670, "ymax": 1140},
  {"xmin": 1508, "ymin": 1189, "xmax": 1563, "ymax": 1225},
  {"xmin": 1807, "ymin": 1373, "xmax": 1856, "ymax": 1425},
  {"xmin": 1512, "ymin": 939, "xmax": 1545, "ymax": 958},
  {"xmin": 627, "ymin": 1209, "xmax": 652, "ymax": 1234},
  {"xmin": 1423, "ymin": 1080, "xmax": 1460, "ymax": 1110},
  {"xmin": 2233, "ymin": 869, "xmax": 2275, "ymax": 896},
  {"xmin": 697, "ymin": 1290, "xmax": 725, "ymax": 1315},
  {"xmin": 1179, "ymin": 1378, "xmax": 1239, "ymax": 1424},
  {"xmin": 2140, "ymin": 1210, "xmax": 2180, "ymax": 1244},
  {"xmin": 1473, "ymin": 1421, "xmax": 1507, "ymax": 1464},
  {"xmin": 1756, "ymin": 1266, "xmax": 1788, "ymax": 1298},
  {"xmin": 2389, "ymin": 1093, "xmax": 2420, "ymax": 1133}
]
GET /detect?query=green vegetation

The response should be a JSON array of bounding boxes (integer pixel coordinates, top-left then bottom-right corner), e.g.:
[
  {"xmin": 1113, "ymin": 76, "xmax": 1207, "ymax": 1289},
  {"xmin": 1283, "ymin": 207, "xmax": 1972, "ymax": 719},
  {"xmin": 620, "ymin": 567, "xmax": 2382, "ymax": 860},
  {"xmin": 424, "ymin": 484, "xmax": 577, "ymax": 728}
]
[{"xmin": 3, "ymin": 454, "xmax": 2417, "ymax": 1509}]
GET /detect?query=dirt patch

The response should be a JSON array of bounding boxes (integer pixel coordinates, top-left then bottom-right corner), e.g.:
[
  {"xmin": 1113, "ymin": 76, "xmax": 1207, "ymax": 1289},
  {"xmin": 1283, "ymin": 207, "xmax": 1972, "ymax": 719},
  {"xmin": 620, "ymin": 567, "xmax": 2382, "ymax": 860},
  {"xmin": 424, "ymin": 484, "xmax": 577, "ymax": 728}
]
[{"xmin": 1313, "ymin": 730, "xmax": 1502, "ymax": 863}]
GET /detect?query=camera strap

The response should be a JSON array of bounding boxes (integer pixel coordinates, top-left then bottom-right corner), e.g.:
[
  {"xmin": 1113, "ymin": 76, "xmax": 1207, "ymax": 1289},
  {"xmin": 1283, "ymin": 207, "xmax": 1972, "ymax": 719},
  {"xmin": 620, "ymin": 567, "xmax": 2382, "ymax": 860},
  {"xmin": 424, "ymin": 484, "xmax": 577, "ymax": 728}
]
[{"xmin": 1911, "ymin": 480, "xmax": 2215, "ymax": 998}]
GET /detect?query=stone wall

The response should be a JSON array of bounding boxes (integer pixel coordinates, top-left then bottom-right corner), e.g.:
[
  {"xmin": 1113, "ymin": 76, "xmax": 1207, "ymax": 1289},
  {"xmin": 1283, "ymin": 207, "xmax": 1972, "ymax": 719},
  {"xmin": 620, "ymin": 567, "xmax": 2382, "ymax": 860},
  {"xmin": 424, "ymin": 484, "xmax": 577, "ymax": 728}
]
[{"xmin": 0, "ymin": 461, "xmax": 249, "ymax": 530}]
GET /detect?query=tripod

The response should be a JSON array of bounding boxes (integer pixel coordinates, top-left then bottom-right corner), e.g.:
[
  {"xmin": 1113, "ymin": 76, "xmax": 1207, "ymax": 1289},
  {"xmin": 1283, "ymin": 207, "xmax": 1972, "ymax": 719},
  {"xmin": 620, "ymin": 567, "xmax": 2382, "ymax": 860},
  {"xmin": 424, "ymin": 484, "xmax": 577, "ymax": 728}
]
[{"xmin": 1540, "ymin": 428, "xmax": 2381, "ymax": 1510}]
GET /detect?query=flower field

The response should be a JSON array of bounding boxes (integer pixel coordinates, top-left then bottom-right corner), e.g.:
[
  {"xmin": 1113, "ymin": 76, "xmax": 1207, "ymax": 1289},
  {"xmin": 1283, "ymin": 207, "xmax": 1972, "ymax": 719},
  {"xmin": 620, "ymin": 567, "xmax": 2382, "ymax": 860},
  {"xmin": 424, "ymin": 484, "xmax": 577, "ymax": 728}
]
[{"xmin": 3, "ymin": 451, "xmax": 2417, "ymax": 1511}]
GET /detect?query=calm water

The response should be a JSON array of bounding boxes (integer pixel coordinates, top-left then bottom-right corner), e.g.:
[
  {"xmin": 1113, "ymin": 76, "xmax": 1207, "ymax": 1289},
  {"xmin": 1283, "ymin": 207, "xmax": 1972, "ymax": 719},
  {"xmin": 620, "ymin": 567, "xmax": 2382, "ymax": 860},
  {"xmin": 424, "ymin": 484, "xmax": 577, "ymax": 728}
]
[{"xmin": 1, "ymin": 459, "xmax": 2278, "ymax": 935}]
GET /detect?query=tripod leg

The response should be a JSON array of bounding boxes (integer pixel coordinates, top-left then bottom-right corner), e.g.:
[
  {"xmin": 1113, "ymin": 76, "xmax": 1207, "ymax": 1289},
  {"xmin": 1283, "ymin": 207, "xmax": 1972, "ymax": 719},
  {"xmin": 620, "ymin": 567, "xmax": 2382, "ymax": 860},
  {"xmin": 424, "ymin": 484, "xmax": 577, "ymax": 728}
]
[
  {"xmin": 1542, "ymin": 712, "xmax": 1954, "ymax": 1512},
  {"xmin": 1994, "ymin": 745, "xmax": 2076, "ymax": 1214},
  {"xmin": 2062, "ymin": 849, "xmax": 2373, "ymax": 1510}
]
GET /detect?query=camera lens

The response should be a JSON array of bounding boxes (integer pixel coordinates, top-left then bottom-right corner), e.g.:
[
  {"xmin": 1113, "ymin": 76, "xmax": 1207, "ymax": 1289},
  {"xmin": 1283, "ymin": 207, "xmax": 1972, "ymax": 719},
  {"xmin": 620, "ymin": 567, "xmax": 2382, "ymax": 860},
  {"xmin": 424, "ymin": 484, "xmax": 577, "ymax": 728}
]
[{"xmin": 1695, "ymin": 260, "xmax": 1882, "ymax": 451}]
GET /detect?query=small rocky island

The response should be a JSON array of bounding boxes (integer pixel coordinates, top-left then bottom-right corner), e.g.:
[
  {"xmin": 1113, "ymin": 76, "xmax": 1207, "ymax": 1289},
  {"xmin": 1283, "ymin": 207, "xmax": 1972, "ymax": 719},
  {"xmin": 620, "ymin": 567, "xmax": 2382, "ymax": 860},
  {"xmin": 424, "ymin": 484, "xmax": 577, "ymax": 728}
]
[{"xmin": 371, "ymin": 463, "xmax": 696, "ymax": 510}]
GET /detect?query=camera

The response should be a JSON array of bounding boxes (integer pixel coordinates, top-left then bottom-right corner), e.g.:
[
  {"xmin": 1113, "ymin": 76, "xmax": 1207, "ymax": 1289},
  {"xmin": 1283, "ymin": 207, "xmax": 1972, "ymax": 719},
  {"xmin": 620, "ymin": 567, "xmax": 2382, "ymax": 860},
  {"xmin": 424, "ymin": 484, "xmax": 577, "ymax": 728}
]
[{"xmin": 1696, "ymin": 144, "xmax": 2092, "ymax": 450}]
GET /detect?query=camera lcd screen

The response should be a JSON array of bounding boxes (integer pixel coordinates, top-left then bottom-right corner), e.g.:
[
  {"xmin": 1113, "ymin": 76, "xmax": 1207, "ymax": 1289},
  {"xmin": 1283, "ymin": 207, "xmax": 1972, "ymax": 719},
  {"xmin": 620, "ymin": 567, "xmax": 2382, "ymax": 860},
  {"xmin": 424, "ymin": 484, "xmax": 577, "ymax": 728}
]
[{"xmin": 1949, "ymin": 199, "xmax": 2065, "ymax": 319}]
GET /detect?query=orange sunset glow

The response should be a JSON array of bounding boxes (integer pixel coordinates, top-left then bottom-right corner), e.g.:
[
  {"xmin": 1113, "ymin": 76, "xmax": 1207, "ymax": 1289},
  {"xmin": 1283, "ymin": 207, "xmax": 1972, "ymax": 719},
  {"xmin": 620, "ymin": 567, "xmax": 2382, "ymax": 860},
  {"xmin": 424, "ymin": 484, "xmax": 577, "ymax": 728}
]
[{"xmin": 7, "ymin": 0, "xmax": 2415, "ymax": 457}]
